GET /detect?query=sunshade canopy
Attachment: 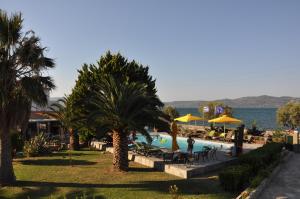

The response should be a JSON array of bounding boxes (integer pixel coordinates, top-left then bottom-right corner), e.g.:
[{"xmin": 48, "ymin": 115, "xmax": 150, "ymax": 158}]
[
  {"xmin": 174, "ymin": 114, "xmax": 204, "ymax": 122},
  {"xmin": 208, "ymin": 115, "xmax": 242, "ymax": 123}
]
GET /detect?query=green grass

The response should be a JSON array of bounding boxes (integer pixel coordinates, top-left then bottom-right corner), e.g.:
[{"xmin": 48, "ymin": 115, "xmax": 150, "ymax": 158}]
[{"xmin": 0, "ymin": 150, "xmax": 236, "ymax": 199}]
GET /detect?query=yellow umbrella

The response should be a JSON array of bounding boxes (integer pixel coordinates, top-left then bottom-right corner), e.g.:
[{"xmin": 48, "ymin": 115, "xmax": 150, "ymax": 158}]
[
  {"xmin": 208, "ymin": 115, "xmax": 242, "ymax": 123},
  {"xmin": 208, "ymin": 115, "xmax": 242, "ymax": 133},
  {"xmin": 171, "ymin": 121, "xmax": 179, "ymax": 151},
  {"xmin": 174, "ymin": 114, "xmax": 204, "ymax": 123}
]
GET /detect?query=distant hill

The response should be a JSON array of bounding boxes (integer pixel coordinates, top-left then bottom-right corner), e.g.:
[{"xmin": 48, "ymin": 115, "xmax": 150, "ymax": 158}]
[{"xmin": 164, "ymin": 95, "xmax": 300, "ymax": 108}]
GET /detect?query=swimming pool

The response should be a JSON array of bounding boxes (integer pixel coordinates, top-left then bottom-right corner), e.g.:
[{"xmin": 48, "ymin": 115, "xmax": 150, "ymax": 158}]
[{"xmin": 135, "ymin": 133, "xmax": 232, "ymax": 152}]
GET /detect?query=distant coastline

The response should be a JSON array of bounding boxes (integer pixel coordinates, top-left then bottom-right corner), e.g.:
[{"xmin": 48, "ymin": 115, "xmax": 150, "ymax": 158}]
[
  {"xmin": 176, "ymin": 107, "xmax": 277, "ymax": 130},
  {"xmin": 164, "ymin": 95, "xmax": 300, "ymax": 108}
]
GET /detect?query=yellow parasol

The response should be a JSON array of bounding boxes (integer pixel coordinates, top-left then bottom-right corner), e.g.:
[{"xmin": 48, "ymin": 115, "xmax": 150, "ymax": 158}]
[
  {"xmin": 174, "ymin": 114, "xmax": 204, "ymax": 123},
  {"xmin": 208, "ymin": 115, "xmax": 242, "ymax": 133},
  {"xmin": 171, "ymin": 121, "xmax": 179, "ymax": 151}
]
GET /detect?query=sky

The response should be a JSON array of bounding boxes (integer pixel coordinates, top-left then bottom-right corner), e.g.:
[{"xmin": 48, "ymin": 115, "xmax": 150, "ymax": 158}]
[{"xmin": 1, "ymin": 0, "xmax": 300, "ymax": 102}]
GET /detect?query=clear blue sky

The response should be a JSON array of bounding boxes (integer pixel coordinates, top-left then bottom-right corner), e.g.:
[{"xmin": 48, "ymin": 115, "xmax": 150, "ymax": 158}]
[{"xmin": 2, "ymin": 0, "xmax": 300, "ymax": 101}]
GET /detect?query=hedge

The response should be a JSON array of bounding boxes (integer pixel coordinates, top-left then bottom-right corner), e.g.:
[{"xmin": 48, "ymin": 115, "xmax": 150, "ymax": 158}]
[
  {"xmin": 239, "ymin": 143, "xmax": 283, "ymax": 174},
  {"xmin": 219, "ymin": 143, "xmax": 283, "ymax": 192},
  {"xmin": 219, "ymin": 165, "xmax": 251, "ymax": 192}
]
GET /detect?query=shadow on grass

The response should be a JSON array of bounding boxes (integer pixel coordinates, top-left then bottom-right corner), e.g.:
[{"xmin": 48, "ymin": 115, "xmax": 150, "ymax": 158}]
[
  {"xmin": 0, "ymin": 186, "xmax": 57, "ymax": 199},
  {"xmin": 128, "ymin": 167, "xmax": 155, "ymax": 172},
  {"xmin": 0, "ymin": 186, "xmax": 106, "ymax": 199},
  {"xmin": 12, "ymin": 178, "xmax": 233, "ymax": 197},
  {"xmin": 49, "ymin": 152, "xmax": 91, "ymax": 157},
  {"xmin": 19, "ymin": 159, "xmax": 97, "ymax": 166}
]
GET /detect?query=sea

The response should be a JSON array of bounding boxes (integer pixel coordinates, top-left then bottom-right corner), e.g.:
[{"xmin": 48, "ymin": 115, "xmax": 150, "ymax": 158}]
[{"xmin": 177, "ymin": 108, "xmax": 278, "ymax": 130}]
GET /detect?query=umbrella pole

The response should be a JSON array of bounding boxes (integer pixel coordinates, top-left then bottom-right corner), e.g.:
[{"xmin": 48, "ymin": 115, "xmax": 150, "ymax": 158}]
[
  {"xmin": 202, "ymin": 111, "xmax": 204, "ymax": 127},
  {"xmin": 224, "ymin": 123, "xmax": 226, "ymax": 133}
]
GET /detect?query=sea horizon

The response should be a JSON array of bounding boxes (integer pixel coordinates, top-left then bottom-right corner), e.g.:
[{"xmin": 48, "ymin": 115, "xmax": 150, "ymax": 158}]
[{"xmin": 176, "ymin": 107, "xmax": 278, "ymax": 130}]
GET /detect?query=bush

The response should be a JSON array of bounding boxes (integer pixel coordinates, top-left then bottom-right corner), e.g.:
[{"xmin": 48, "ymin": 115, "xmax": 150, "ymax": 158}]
[
  {"xmin": 219, "ymin": 165, "xmax": 251, "ymax": 192},
  {"xmin": 79, "ymin": 129, "xmax": 95, "ymax": 146},
  {"xmin": 250, "ymin": 174, "xmax": 265, "ymax": 188},
  {"xmin": 220, "ymin": 143, "xmax": 283, "ymax": 192},
  {"xmin": 23, "ymin": 133, "xmax": 51, "ymax": 157},
  {"xmin": 249, "ymin": 168, "xmax": 270, "ymax": 188},
  {"xmin": 238, "ymin": 143, "xmax": 282, "ymax": 174},
  {"xmin": 272, "ymin": 129, "xmax": 284, "ymax": 138}
]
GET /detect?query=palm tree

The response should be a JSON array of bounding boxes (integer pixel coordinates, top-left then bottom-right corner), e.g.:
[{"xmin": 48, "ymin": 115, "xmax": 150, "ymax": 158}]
[
  {"xmin": 163, "ymin": 106, "xmax": 179, "ymax": 121},
  {"xmin": 0, "ymin": 10, "xmax": 55, "ymax": 184},
  {"xmin": 86, "ymin": 75, "xmax": 168, "ymax": 171},
  {"xmin": 49, "ymin": 97, "xmax": 79, "ymax": 150}
]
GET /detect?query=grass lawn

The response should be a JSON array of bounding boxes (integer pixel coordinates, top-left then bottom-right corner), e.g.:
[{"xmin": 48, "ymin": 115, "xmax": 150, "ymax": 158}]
[{"xmin": 0, "ymin": 150, "xmax": 236, "ymax": 199}]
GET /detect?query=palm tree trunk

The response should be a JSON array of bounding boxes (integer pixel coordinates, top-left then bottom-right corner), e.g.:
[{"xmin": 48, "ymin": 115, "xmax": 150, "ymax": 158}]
[
  {"xmin": 0, "ymin": 116, "xmax": 16, "ymax": 185},
  {"xmin": 112, "ymin": 130, "xmax": 128, "ymax": 171},
  {"xmin": 69, "ymin": 128, "xmax": 79, "ymax": 150},
  {"xmin": 20, "ymin": 107, "xmax": 31, "ymax": 140}
]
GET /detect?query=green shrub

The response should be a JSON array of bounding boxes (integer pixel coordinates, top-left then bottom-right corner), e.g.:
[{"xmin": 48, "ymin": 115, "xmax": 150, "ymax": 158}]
[
  {"xmin": 78, "ymin": 129, "xmax": 95, "ymax": 145},
  {"xmin": 250, "ymin": 175, "xmax": 264, "ymax": 188},
  {"xmin": 239, "ymin": 143, "xmax": 282, "ymax": 174},
  {"xmin": 23, "ymin": 133, "xmax": 51, "ymax": 157},
  {"xmin": 219, "ymin": 165, "xmax": 251, "ymax": 192},
  {"xmin": 220, "ymin": 143, "xmax": 283, "ymax": 192},
  {"xmin": 250, "ymin": 168, "xmax": 270, "ymax": 188},
  {"xmin": 272, "ymin": 129, "xmax": 284, "ymax": 138}
]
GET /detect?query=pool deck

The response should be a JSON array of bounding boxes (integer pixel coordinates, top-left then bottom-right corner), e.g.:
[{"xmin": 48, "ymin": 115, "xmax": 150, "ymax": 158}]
[
  {"xmin": 92, "ymin": 138, "xmax": 262, "ymax": 179},
  {"xmin": 164, "ymin": 151, "xmax": 237, "ymax": 178},
  {"xmin": 105, "ymin": 146, "xmax": 237, "ymax": 178}
]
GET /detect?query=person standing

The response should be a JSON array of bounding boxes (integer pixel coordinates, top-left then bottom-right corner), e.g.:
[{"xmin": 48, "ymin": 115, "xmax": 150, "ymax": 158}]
[{"xmin": 187, "ymin": 136, "xmax": 195, "ymax": 155}]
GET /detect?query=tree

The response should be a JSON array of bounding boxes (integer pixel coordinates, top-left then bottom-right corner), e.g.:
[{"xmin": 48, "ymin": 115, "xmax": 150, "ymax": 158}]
[
  {"xmin": 198, "ymin": 102, "xmax": 233, "ymax": 120},
  {"xmin": 48, "ymin": 97, "xmax": 79, "ymax": 150},
  {"xmin": 0, "ymin": 10, "xmax": 55, "ymax": 184},
  {"xmin": 70, "ymin": 52, "xmax": 169, "ymax": 171},
  {"xmin": 277, "ymin": 101, "xmax": 300, "ymax": 129},
  {"xmin": 163, "ymin": 106, "xmax": 179, "ymax": 121}
]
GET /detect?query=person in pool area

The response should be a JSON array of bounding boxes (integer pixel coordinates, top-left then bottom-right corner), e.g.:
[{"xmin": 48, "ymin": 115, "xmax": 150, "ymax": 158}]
[{"xmin": 187, "ymin": 136, "xmax": 195, "ymax": 155}]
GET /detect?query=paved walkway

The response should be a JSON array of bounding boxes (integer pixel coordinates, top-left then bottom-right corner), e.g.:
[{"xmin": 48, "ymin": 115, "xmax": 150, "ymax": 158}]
[{"xmin": 260, "ymin": 152, "xmax": 300, "ymax": 199}]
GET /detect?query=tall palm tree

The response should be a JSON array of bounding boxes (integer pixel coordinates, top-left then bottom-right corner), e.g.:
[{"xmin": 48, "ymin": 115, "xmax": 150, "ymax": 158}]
[
  {"xmin": 86, "ymin": 75, "xmax": 169, "ymax": 171},
  {"xmin": 163, "ymin": 106, "xmax": 179, "ymax": 121},
  {"xmin": 48, "ymin": 97, "xmax": 79, "ymax": 150},
  {"xmin": 0, "ymin": 10, "xmax": 55, "ymax": 184}
]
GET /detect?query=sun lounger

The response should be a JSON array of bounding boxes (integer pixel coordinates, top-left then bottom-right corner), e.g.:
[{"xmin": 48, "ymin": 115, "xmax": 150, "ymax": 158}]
[
  {"xmin": 225, "ymin": 131, "xmax": 233, "ymax": 142},
  {"xmin": 205, "ymin": 130, "xmax": 217, "ymax": 140},
  {"xmin": 132, "ymin": 142, "xmax": 162, "ymax": 157},
  {"xmin": 217, "ymin": 132, "xmax": 226, "ymax": 141},
  {"xmin": 244, "ymin": 135, "xmax": 254, "ymax": 143}
]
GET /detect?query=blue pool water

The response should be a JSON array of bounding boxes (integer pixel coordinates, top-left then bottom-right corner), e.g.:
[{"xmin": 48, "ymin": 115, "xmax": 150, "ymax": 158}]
[{"xmin": 136, "ymin": 134, "xmax": 232, "ymax": 152}]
